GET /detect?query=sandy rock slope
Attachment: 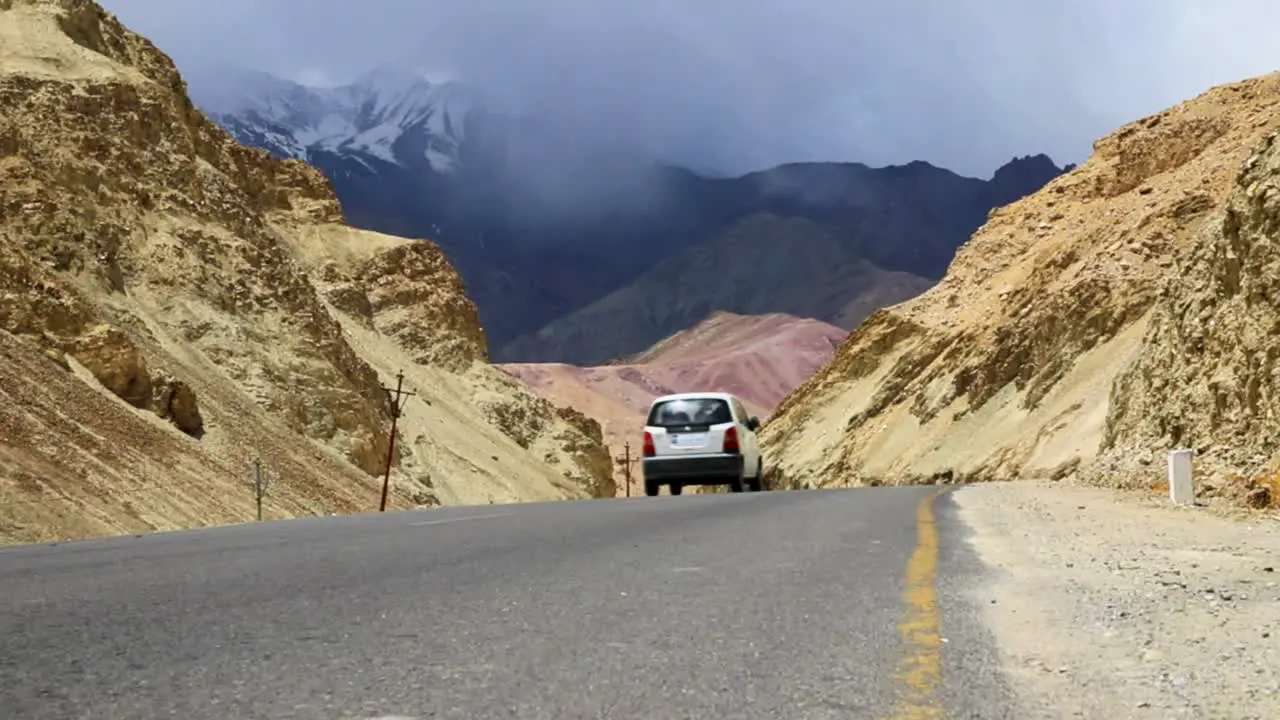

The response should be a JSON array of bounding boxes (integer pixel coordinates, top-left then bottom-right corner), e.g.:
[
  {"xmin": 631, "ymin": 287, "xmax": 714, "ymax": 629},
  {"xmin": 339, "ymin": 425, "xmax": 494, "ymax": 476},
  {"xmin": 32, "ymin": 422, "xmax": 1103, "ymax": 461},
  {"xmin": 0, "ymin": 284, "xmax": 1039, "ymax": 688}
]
[
  {"xmin": 763, "ymin": 72, "xmax": 1280, "ymax": 508},
  {"xmin": 0, "ymin": 0, "xmax": 611, "ymax": 545}
]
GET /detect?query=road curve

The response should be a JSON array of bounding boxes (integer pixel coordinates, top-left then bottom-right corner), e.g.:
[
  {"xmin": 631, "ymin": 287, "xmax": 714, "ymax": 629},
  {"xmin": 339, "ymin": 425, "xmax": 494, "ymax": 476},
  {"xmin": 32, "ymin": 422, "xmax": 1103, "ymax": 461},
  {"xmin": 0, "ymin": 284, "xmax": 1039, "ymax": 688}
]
[{"xmin": 0, "ymin": 487, "xmax": 1019, "ymax": 719}]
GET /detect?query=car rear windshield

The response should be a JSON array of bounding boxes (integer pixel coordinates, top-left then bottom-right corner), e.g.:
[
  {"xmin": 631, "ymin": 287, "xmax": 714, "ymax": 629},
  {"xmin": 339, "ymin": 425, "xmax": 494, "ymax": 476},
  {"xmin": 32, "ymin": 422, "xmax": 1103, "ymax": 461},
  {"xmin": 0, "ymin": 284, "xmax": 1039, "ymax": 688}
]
[{"xmin": 647, "ymin": 398, "xmax": 733, "ymax": 428}]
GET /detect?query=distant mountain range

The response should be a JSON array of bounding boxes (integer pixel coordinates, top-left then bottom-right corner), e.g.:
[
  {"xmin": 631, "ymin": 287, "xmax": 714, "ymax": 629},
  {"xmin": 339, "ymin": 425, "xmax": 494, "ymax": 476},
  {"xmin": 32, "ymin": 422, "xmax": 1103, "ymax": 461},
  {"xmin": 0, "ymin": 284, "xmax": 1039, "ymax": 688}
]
[
  {"xmin": 500, "ymin": 311, "xmax": 851, "ymax": 492},
  {"xmin": 192, "ymin": 67, "xmax": 1070, "ymax": 364}
]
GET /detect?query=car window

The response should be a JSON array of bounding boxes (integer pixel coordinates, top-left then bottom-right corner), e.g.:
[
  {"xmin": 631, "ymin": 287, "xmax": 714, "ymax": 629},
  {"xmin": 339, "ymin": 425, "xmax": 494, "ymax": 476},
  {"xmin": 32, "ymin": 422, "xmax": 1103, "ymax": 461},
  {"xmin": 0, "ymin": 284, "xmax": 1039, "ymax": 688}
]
[
  {"xmin": 732, "ymin": 398, "xmax": 748, "ymax": 423},
  {"xmin": 647, "ymin": 398, "xmax": 733, "ymax": 427}
]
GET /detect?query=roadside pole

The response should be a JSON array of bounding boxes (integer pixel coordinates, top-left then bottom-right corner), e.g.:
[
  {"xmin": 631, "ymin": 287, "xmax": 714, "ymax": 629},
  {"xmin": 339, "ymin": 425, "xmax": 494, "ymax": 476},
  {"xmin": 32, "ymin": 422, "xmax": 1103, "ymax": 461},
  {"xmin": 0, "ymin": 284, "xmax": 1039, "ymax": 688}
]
[
  {"xmin": 379, "ymin": 370, "xmax": 415, "ymax": 512},
  {"xmin": 248, "ymin": 458, "xmax": 272, "ymax": 521},
  {"xmin": 615, "ymin": 442, "xmax": 637, "ymax": 498}
]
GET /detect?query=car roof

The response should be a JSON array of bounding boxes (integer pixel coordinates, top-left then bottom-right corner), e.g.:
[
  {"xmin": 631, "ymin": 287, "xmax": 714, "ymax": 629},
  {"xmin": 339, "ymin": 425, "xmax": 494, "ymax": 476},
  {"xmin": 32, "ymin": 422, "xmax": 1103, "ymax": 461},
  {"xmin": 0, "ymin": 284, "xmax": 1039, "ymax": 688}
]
[{"xmin": 648, "ymin": 391, "xmax": 738, "ymax": 405}]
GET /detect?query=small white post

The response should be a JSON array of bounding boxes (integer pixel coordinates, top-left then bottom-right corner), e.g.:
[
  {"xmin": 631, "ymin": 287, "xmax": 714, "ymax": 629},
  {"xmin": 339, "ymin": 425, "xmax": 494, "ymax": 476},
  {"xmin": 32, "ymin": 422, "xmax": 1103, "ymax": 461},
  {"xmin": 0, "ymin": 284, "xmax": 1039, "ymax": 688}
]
[{"xmin": 1167, "ymin": 449, "xmax": 1195, "ymax": 506}]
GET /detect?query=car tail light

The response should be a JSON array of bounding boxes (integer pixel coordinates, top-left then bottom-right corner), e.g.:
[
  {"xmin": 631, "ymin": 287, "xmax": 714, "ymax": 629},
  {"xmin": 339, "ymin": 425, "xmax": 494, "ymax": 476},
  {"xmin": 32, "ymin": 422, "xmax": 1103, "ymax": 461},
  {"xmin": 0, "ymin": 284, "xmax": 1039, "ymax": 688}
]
[
  {"xmin": 722, "ymin": 426, "xmax": 740, "ymax": 454},
  {"xmin": 642, "ymin": 430, "xmax": 655, "ymax": 457}
]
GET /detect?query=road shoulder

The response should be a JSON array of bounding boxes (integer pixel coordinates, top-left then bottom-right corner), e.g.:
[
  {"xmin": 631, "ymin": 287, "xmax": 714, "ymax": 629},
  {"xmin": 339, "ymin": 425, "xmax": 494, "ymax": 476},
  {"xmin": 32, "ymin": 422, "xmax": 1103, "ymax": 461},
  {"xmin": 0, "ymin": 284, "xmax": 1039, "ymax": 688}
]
[{"xmin": 952, "ymin": 480, "xmax": 1280, "ymax": 718}]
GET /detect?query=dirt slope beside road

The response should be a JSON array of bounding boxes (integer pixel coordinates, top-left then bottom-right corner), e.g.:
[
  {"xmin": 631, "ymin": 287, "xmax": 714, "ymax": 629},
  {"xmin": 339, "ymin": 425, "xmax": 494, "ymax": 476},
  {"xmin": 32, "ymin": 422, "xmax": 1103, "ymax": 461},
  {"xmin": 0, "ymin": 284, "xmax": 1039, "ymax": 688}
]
[
  {"xmin": 761, "ymin": 72, "xmax": 1280, "ymax": 499},
  {"xmin": 501, "ymin": 311, "xmax": 847, "ymax": 492},
  {"xmin": 954, "ymin": 481, "xmax": 1280, "ymax": 718},
  {"xmin": 0, "ymin": 0, "xmax": 611, "ymax": 545}
]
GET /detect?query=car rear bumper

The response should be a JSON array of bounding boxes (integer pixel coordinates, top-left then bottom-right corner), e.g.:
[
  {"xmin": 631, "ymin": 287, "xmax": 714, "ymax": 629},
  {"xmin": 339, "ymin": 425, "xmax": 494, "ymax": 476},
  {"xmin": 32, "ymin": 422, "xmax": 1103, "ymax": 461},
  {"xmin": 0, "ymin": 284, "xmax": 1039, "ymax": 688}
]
[{"xmin": 642, "ymin": 453, "xmax": 744, "ymax": 483}]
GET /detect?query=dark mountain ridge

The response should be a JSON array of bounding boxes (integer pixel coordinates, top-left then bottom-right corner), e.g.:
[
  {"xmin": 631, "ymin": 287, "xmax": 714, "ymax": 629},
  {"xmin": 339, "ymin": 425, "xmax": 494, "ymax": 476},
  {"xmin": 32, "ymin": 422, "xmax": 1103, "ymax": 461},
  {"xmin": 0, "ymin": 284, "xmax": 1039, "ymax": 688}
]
[{"xmin": 196, "ymin": 70, "xmax": 1067, "ymax": 361}]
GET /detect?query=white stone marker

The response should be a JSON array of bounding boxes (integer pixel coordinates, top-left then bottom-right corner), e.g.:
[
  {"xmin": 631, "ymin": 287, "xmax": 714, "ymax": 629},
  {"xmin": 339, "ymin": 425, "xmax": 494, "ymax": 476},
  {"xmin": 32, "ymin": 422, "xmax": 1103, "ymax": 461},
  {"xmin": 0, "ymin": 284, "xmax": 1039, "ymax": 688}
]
[{"xmin": 1167, "ymin": 449, "xmax": 1195, "ymax": 506}]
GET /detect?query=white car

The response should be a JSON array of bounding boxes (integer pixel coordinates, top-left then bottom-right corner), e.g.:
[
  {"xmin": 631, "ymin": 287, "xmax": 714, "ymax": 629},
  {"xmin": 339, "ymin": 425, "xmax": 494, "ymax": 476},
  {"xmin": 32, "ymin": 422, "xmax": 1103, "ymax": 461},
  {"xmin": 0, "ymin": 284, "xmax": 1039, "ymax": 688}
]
[{"xmin": 640, "ymin": 391, "xmax": 764, "ymax": 496}]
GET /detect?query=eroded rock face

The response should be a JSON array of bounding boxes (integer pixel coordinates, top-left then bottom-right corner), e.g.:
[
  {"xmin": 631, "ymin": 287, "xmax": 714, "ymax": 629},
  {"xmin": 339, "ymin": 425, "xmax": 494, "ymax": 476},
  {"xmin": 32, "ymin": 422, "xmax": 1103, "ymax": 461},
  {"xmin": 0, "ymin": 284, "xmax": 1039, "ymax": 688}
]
[
  {"xmin": 0, "ymin": 0, "xmax": 619, "ymax": 544},
  {"xmin": 286, "ymin": 223, "xmax": 616, "ymax": 502},
  {"xmin": 760, "ymin": 73, "xmax": 1280, "ymax": 494},
  {"xmin": 477, "ymin": 391, "xmax": 616, "ymax": 499},
  {"xmin": 0, "ymin": 0, "xmax": 396, "ymax": 474},
  {"xmin": 68, "ymin": 323, "xmax": 152, "ymax": 406},
  {"xmin": 0, "ymin": 237, "xmax": 212, "ymax": 434},
  {"xmin": 151, "ymin": 371, "xmax": 203, "ymax": 437},
  {"xmin": 1097, "ymin": 129, "xmax": 1280, "ymax": 487},
  {"xmin": 551, "ymin": 404, "xmax": 616, "ymax": 499},
  {"xmin": 355, "ymin": 242, "xmax": 489, "ymax": 370}
]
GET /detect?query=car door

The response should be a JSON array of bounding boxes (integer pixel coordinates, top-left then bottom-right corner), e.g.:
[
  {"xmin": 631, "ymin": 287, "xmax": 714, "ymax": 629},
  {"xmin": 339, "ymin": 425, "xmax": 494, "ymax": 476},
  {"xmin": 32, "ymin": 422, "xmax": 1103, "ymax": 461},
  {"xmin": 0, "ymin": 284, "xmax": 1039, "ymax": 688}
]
[{"xmin": 731, "ymin": 397, "xmax": 760, "ymax": 472}]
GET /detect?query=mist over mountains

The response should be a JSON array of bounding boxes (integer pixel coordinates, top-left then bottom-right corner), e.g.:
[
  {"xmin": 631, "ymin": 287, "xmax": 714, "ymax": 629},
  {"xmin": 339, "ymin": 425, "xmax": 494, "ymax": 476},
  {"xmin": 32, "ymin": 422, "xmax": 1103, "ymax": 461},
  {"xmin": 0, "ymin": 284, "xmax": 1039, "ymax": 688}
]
[{"xmin": 193, "ymin": 67, "xmax": 1069, "ymax": 363}]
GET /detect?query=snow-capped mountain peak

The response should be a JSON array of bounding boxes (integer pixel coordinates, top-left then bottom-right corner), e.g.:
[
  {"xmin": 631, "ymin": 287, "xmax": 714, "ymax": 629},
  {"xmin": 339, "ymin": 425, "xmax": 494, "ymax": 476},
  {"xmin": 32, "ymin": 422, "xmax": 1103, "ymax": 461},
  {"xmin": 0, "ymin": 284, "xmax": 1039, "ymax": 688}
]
[{"xmin": 192, "ymin": 65, "xmax": 478, "ymax": 172}]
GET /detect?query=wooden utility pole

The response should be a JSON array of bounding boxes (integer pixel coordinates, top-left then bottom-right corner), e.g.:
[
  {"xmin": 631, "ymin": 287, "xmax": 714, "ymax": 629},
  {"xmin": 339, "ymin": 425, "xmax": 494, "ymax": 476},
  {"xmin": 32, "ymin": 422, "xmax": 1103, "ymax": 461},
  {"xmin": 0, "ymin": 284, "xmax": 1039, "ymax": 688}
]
[
  {"xmin": 615, "ymin": 441, "xmax": 638, "ymax": 498},
  {"xmin": 379, "ymin": 370, "xmax": 415, "ymax": 512},
  {"xmin": 248, "ymin": 458, "xmax": 272, "ymax": 521}
]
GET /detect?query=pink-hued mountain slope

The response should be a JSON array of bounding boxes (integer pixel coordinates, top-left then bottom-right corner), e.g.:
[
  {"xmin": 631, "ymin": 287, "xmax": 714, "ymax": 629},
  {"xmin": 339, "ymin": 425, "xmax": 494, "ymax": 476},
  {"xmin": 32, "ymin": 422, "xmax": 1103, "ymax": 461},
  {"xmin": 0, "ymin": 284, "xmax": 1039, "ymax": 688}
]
[{"xmin": 499, "ymin": 311, "xmax": 847, "ymax": 492}]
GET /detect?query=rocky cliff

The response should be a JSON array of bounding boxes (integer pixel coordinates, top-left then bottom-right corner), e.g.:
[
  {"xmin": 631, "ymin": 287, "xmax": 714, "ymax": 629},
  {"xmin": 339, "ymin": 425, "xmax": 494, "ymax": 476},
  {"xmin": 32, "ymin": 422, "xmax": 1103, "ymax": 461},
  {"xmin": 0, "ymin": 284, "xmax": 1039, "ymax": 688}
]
[
  {"xmin": 1098, "ymin": 123, "xmax": 1280, "ymax": 508},
  {"xmin": 760, "ymin": 72, "xmax": 1280, "ymax": 507},
  {"xmin": 0, "ymin": 0, "xmax": 611, "ymax": 545}
]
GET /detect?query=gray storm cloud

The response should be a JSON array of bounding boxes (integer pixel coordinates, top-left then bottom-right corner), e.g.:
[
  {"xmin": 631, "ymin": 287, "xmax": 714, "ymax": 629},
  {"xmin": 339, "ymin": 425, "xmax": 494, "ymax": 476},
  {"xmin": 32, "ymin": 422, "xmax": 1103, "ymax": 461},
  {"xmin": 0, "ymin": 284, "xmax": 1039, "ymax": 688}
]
[{"xmin": 101, "ymin": 0, "xmax": 1280, "ymax": 177}]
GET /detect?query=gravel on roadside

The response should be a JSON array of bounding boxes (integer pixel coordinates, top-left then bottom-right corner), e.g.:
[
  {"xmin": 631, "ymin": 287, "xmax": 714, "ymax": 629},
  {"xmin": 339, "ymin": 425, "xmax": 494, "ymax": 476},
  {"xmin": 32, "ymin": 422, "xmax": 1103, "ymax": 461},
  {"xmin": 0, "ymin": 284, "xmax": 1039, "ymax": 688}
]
[{"xmin": 952, "ymin": 480, "xmax": 1280, "ymax": 720}]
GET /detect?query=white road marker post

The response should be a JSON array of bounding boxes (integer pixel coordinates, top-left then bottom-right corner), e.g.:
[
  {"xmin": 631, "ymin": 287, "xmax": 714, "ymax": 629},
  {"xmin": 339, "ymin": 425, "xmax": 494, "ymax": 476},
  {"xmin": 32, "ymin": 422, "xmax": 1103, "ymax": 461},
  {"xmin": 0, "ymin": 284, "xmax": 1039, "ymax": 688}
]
[{"xmin": 1167, "ymin": 448, "xmax": 1195, "ymax": 506}]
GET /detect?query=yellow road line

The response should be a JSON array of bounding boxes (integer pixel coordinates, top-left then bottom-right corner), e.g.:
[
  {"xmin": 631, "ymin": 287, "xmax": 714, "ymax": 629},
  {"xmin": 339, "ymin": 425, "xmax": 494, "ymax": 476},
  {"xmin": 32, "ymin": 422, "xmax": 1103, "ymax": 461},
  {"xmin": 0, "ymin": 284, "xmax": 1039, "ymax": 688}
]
[{"xmin": 885, "ymin": 489, "xmax": 945, "ymax": 720}]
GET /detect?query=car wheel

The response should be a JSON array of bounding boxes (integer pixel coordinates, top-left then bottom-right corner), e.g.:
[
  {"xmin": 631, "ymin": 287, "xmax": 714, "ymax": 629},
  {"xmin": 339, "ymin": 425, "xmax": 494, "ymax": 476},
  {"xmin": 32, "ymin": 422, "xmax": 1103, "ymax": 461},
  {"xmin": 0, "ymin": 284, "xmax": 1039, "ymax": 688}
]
[
  {"xmin": 747, "ymin": 459, "xmax": 763, "ymax": 492},
  {"xmin": 669, "ymin": 483, "xmax": 683, "ymax": 496},
  {"xmin": 644, "ymin": 478, "xmax": 659, "ymax": 497},
  {"xmin": 728, "ymin": 475, "xmax": 744, "ymax": 493}
]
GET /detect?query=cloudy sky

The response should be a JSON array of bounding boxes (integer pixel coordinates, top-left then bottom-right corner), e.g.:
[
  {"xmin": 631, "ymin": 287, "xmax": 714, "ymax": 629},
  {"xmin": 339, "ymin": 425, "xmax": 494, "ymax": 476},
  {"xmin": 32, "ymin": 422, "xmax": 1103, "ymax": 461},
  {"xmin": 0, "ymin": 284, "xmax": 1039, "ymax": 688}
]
[{"xmin": 100, "ymin": 0, "xmax": 1280, "ymax": 178}]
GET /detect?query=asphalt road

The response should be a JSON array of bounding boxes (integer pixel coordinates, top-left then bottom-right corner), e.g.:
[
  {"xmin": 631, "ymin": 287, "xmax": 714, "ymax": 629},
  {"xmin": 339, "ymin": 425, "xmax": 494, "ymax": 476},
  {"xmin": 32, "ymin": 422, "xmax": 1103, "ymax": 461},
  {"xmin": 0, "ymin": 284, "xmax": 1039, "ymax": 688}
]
[{"xmin": 0, "ymin": 487, "xmax": 1019, "ymax": 719}]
